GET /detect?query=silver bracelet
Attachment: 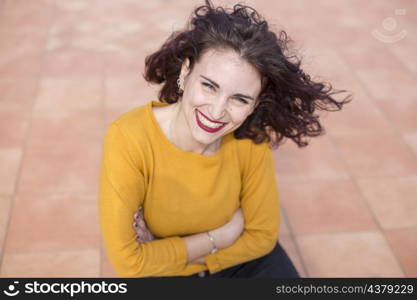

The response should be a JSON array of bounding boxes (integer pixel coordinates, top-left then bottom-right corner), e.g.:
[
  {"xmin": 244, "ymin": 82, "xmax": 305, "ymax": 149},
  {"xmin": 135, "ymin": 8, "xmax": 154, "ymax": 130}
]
[{"xmin": 206, "ymin": 231, "xmax": 218, "ymax": 254}]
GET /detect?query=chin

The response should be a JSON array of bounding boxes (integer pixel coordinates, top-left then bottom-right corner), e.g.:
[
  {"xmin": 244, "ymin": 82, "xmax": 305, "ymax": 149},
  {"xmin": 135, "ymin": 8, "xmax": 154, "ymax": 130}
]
[{"xmin": 193, "ymin": 131, "xmax": 217, "ymax": 144}]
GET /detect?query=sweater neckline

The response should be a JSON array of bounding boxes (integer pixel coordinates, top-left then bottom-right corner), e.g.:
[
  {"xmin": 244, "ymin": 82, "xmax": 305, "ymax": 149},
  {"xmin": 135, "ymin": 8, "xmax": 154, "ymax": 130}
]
[{"xmin": 148, "ymin": 100, "xmax": 229, "ymax": 160}]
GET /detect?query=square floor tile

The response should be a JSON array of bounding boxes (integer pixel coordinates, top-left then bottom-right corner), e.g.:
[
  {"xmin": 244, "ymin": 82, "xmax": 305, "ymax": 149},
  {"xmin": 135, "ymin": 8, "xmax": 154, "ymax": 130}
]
[
  {"xmin": 0, "ymin": 109, "xmax": 30, "ymax": 147},
  {"xmin": 384, "ymin": 228, "xmax": 417, "ymax": 277},
  {"xmin": 0, "ymin": 148, "xmax": 23, "ymax": 195},
  {"xmin": 5, "ymin": 193, "xmax": 100, "ymax": 252},
  {"xmin": 18, "ymin": 142, "xmax": 101, "ymax": 195},
  {"xmin": 1, "ymin": 248, "xmax": 100, "ymax": 277},
  {"xmin": 34, "ymin": 78, "xmax": 102, "ymax": 112},
  {"xmin": 356, "ymin": 177, "xmax": 417, "ymax": 229},
  {"xmin": 0, "ymin": 196, "xmax": 12, "ymax": 252},
  {"xmin": 321, "ymin": 88, "xmax": 393, "ymax": 136},
  {"xmin": 403, "ymin": 132, "xmax": 417, "ymax": 156},
  {"xmin": 274, "ymin": 136, "xmax": 350, "ymax": 182},
  {"xmin": 0, "ymin": 78, "xmax": 38, "ymax": 110},
  {"xmin": 377, "ymin": 96, "xmax": 417, "ymax": 132},
  {"xmin": 333, "ymin": 134, "xmax": 417, "ymax": 177},
  {"xmin": 296, "ymin": 231, "xmax": 404, "ymax": 277},
  {"xmin": 279, "ymin": 208, "xmax": 291, "ymax": 236},
  {"xmin": 355, "ymin": 69, "xmax": 416, "ymax": 101},
  {"xmin": 28, "ymin": 108, "xmax": 104, "ymax": 148},
  {"xmin": 41, "ymin": 49, "xmax": 104, "ymax": 78},
  {"xmin": 100, "ymin": 245, "xmax": 118, "ymax": 278},
  {"xmin": 281, "ymin": 180, "xmax": 377, "ymax": 234},
  {"xmin": 279, "ymin": 235, "xmax": 307, "ymax": 278},
  {"xmin": 105, "ymin": 76, "xmax": 155, "ymax": 110}
]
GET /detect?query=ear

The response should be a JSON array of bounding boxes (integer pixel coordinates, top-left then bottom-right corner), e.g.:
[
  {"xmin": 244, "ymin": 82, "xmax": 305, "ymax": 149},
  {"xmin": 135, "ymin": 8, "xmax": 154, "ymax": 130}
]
[{"xmin": 180, "ymin": 57, "xmax": 191, "ymax": 79}]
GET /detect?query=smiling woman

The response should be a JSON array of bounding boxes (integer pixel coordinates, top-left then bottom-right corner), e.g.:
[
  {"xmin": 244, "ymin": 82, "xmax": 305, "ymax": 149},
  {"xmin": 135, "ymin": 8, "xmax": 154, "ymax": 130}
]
[{"xmin": 98, "ymin": 0, "xmax": 351, "ymax": 278}]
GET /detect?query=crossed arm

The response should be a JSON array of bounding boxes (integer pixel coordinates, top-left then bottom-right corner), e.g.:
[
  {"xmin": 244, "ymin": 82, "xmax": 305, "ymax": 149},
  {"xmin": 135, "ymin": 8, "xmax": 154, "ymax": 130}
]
[{"xmin": 132, "ymin": 206, "xmax": 245, "ymax": 265}]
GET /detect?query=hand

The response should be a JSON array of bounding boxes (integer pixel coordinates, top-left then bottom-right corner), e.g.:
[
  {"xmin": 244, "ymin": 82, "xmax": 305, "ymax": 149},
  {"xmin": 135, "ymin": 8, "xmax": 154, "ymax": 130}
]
[
  {"xmin": 225, "ymin": 207, "xmax": 245, "ymax": 239},
  {"xmin": 133, "ymin": 206, "xmax": 156, "ymax": 243},
  {"xmin": 212, "ymin": 207, "xmax": 245, "ymax": 249}
]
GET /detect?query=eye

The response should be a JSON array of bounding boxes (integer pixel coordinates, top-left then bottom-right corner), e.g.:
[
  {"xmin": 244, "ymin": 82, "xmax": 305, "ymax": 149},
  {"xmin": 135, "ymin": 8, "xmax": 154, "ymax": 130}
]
[
  {"xmin": 235, "ymin": 98, "xmax": 249, "ymax": 104},
  {"xmin": 202, "ymin": 82, "xmax": 215, "ymax": 91}
]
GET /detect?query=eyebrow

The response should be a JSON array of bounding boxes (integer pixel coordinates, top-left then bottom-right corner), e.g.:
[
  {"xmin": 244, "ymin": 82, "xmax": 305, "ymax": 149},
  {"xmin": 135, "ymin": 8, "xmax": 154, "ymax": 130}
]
[{"xmin": 200, "ymin": 75, "xmax": 254, "ymax": 101}]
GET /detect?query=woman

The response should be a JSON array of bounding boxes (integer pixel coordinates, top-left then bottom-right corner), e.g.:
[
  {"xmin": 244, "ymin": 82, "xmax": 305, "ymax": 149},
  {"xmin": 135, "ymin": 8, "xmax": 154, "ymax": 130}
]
[{"xmin": 99, "ymin": 0, "xmax": 351, "ymax": 278}]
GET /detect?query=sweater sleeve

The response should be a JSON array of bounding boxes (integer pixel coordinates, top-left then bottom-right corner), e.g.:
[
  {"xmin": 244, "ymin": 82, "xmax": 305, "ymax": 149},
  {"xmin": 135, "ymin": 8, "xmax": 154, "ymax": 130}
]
[
  {"xmin": 99, "ymin": 123, "xmax": 188, "ymax": 277},
  {"xmin": 204, "ymin": 142, "xmax": 280, "ymax": 274}
]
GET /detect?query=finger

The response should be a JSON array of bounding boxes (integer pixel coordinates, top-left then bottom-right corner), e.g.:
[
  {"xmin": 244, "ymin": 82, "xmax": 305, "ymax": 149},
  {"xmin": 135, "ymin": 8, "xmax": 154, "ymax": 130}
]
[
  {"xmin": 138, "ymin": 219, "xmax": 145, "ymax": 228},
  {"xmin": 137, "ymin": 227, "xmax": 146, "ymax": 236},
  {"xmin": 133, "ymin": 220, "xmax": 143, "ymax": 229},
  {"xmin": 136, "ymin": 212, "xmax": 144, "ymax": 222},
  {"xmin": 136, "ymin": 235, "xmax": 144, "ymax": 243},
  {"xmin": 136, "ymin": 217, "xmax": 142, "ymax": 225},
  {"xmin": 134, "ymin": 229, "xmax": 141, "ymax": 237},
  {"xmin": 138, "ymin": 210, "xmax": 144, "ymax": 218},
  {"xmin": 144, "ymin": 230, "xmax": 152, "ymax": 241},
  {"xmin": 135, "ymin": 216, "xmax": 145, "ymax": 227},
  {"xmin": 134, "ymin": 206, "xmax": 143, "ymax": 219},
  {"xmin": 138, "ymin": 233, "xmax": 148, "ymax": 243},
  {"xmin": 133, "ymin": 226, "xmax": 141, "ymax": 236}
]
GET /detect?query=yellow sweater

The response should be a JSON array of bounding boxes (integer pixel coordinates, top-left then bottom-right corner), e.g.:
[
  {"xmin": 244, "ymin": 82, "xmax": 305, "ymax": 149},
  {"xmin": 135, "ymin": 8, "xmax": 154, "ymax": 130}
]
[{"xmin": 99, "ymin": 100, "xmax": 280, "ymax": 277}]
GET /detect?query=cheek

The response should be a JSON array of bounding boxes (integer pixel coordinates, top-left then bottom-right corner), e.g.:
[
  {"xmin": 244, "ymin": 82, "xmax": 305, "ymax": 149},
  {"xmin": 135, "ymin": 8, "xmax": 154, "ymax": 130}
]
[
  {"xmin": 185, "ymin": 89, "xmax": 205, "ymax": 107},
  {"xmin": 230, "ymin": 110, "xmax": 251, "ymax": 126}
]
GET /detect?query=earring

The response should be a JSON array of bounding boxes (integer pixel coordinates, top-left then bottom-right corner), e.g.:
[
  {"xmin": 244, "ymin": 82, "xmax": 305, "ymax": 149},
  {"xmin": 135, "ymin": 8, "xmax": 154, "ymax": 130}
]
[{"xmin": 177, "ymin": 78, "xmax": 183, "ymax": 93}]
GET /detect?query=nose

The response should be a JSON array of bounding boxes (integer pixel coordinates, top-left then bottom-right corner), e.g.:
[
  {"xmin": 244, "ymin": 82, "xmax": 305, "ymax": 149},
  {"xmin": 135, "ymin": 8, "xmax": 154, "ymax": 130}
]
[{"xmin": 208, "ymin": 98, "xmax": 227, "ymax": 121}]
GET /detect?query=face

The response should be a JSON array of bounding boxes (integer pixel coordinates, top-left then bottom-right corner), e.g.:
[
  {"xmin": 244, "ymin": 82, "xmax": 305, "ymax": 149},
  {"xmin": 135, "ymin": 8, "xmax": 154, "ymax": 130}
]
[{"xmin": 178, "ymin": 48, "xmax": 262, "ymax": 147}]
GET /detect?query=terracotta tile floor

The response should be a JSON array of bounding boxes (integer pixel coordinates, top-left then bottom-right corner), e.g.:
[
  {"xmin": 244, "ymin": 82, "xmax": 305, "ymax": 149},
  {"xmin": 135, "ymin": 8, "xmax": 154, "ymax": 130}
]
[{"xmin": 0, "ymin": 0, "xmax": 416, "ymax": 278}]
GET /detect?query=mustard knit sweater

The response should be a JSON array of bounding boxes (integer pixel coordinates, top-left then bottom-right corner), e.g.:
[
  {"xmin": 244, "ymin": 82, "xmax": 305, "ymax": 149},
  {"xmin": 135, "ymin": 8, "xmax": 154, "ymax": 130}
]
[{"xmin": 99, "ymin": 100, "xmax": 280, "ymax": 277}]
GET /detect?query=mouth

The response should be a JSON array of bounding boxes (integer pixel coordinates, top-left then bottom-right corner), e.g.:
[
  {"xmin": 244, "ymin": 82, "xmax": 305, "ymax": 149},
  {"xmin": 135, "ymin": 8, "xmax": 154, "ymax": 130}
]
[{"xmin": 195, "ymin": 109, "xmax": 227, "ymax": 133}]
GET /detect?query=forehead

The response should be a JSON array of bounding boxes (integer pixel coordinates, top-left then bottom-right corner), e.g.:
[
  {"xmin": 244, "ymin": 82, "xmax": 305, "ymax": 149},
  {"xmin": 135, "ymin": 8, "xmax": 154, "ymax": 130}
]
[{"xmin": 194, "ymin": 48, "xmax": 262, "ymax": 92}]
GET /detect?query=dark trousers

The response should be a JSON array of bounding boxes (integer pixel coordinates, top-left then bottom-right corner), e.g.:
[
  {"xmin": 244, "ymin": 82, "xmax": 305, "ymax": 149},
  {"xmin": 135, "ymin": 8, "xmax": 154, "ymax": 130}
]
[{"xmin": 169, "ymin": 242, "xmax": 300, "ymax": 278}]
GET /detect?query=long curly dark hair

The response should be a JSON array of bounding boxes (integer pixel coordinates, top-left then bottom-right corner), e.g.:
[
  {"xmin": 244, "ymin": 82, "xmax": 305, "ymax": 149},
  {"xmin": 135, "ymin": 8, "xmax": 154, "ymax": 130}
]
[{"xmin": 143, "ymin": 0, "xmax": 352, "ymax": 149}]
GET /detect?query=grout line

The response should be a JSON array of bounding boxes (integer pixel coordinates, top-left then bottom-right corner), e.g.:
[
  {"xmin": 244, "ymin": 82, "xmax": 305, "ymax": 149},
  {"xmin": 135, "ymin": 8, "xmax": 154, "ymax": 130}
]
[
  {"xmin": 383, "ymin": 226, "xmax": 417, "ymax": 232},
  {"xmin": 290, "ymin": 228, "xmax": 417, "ymax": 238},
  {"xmin": 0, "ymin": 89, "xmax": 37, "ymax": 270},
  {"xmin": 279, "ymin": 206, "xmax": 310, "ymax": 278},
  {"xmin": 2, "ymin": 247, "xmax": 100, "ymax": 256},
  {"xmin": 5, "ymin": 191, "xmax": 101, "ymax": 197},
  {"xmin": 98, "ymin": 48, "xmax": 107, "ymax": 277},
  {"xmin": 277, "ymin": 174, "xmax": 417, "ymax": 183}
]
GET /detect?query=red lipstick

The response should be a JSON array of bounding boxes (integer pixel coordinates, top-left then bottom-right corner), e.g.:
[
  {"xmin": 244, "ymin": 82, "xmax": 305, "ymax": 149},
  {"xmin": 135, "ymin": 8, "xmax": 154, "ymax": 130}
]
[{"xmin": 195, "ymin": 109, "xmax": 227, "ymax": 133}]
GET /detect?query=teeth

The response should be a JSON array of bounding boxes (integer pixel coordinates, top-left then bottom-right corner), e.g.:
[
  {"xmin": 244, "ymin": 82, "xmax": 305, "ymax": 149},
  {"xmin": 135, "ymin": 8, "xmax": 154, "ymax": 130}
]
[{"xmin": 198, "ymin": 111, "xmax": 223, "ymax": 128}]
